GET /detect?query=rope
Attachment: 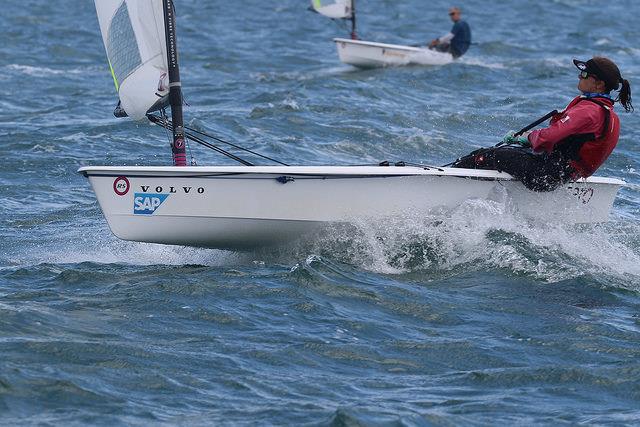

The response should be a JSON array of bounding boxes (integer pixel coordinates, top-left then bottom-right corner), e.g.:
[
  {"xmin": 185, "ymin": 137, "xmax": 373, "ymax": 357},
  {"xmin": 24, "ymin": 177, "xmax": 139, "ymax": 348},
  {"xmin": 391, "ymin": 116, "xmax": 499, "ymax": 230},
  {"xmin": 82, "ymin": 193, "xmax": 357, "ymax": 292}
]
[
  {"xmin": 147, "ymin": 114, "xmax": 254, "ymax": 166},
  {"xmin": 159, "ymin": 109, "xmax": 175, "ymax": 164},
  {"xmin": 147, "ymin": 114, "xmax": 289, "ymax": 166},
  {"xmin": 180, "ymin": 122, "xmax": 288, "ymax": 166}
]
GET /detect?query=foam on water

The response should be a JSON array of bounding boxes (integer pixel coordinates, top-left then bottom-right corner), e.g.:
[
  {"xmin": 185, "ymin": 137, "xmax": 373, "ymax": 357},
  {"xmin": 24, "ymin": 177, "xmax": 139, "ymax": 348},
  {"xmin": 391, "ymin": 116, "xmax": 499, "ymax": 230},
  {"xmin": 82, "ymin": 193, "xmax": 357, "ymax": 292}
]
[
  {"xmin": 277, "ymin": 199, "xmax": 640, "ymax": 288},
  {"xmin": 6, "ymin": 234, "xmax": 237, "ymax": 269},
  {"xmin": 457, "ymin": 56, "xmax": 508, "ymax": 70},
  {"xmin": 4, "ymin": 64, "xmax": 92, "ymax": 76}
]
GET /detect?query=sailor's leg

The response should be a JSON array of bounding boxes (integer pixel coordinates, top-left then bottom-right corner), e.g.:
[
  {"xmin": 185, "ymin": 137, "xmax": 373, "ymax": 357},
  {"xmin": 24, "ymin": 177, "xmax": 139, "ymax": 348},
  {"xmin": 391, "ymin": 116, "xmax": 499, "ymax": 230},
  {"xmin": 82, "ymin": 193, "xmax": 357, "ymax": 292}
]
[
  {"xmin": 530, "ymin": 152, "xmax": 574, "ymax": 191},
  {"xmin": 449, "ymin": 148, "xmax": 497, "ymax": 169},
  {"xmin": 434, "ymin": 43, "xmax": 451, "ymax": 53},
  {"xmin": 491, "ymin": 148, "xmax": 566, "ymax": 191},
  {"xmin": 451, "ymin": 147, "xmax": 564, "ymax": 192}
]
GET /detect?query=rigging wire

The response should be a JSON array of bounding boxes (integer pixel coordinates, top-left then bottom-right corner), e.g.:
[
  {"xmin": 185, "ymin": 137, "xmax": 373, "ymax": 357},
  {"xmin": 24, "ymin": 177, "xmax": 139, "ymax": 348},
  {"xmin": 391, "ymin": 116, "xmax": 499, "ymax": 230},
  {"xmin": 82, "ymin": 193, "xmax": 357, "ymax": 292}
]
[
  {"xmin": 161, "ymin": 108, "xmax": 196, "ymax": 166},
  {"xmin": 148, "ymin": 114, "xmax": 444, "ymax": 170},
  {"xmin": 148, "ymin": 114, "xmax": 254, "ymax": 166},
  {"xmin": 180, "ymin": 123, "xmax": 288, "ymax": 166},
  {"xmin": 332, "ymin": 18, "xmax": 366, "ymax": 40},
  {"xmin": 159, "ymin": 109, "xmax": 175, "ymax": 165},
  {"xmin": 147, "ymin": 113, "xmax": 290, "ymax": 166}
]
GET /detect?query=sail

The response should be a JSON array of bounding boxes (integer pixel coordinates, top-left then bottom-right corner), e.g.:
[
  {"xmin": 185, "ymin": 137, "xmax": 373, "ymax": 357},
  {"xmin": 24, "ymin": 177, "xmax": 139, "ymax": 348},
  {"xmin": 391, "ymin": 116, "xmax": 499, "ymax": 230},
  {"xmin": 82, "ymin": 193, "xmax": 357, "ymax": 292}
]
[
  {"xmin": 94, "ymin": 0, "xmax": 169, "ymax": 120},
  {"xmin": 311, "ymin": 0, "xmax": 353, "ymax": 19}
]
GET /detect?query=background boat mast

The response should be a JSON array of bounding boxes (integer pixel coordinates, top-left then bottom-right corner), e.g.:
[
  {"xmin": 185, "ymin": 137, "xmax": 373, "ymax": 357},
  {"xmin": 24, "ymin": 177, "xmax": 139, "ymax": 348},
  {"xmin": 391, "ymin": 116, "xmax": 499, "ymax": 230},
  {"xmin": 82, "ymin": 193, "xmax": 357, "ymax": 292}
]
[
  {"xmin": 163, "ymin": 0, "xmax": 187, "ymax": 166},
  {"xmin": 350, "ymin": 0, "xmax": 357, "ymax": 39}
]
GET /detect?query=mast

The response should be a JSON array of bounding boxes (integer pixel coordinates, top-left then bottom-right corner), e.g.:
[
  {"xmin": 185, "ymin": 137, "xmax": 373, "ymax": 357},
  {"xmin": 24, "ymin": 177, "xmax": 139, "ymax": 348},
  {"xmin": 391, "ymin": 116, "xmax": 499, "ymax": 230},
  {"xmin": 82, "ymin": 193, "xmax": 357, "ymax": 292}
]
[
  {"xmin": 162, "ymin": 0, "xmax": 187, "ymax": 166},
  {"xmin": 350, "ymin": 0, "xmax": 357, "ymax": 39}
]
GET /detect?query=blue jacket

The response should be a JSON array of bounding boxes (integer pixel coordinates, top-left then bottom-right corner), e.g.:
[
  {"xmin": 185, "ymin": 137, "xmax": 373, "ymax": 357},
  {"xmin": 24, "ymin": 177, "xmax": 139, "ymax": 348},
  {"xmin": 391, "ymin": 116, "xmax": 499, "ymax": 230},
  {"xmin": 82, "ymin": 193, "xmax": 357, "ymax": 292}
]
[{"xmin": 450, "ymin": 20, "xmax": 471, "ymax": 57}]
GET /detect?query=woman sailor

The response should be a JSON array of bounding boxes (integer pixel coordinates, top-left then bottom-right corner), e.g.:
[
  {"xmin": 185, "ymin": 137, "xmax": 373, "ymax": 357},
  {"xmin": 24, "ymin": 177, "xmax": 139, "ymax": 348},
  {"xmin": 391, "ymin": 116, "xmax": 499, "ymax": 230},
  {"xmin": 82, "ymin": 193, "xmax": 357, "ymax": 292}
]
[{"xmin": 453, "ymin": 56, "xmax": 633, "ymax": 191}]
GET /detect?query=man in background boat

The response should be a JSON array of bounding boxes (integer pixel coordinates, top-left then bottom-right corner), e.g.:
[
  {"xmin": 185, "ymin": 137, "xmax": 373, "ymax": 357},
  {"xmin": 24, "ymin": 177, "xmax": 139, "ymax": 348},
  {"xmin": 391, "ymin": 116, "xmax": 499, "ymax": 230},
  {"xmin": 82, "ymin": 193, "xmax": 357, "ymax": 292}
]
[
  {"xmin": 451, "ymin": 57, "xmax": 633, "ymax": 191},
  {"xmin": 428, "ymin": 7, "xmax": 471, "ymax": 58}
]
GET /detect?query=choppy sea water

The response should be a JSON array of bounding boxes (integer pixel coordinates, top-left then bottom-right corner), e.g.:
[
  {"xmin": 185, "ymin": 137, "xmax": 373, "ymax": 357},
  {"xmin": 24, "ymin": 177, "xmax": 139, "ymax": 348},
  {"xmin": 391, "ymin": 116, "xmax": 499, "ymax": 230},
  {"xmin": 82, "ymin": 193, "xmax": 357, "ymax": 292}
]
[{"xmin": 2, "ymin": 0, "xmax": 640, "ymax": 425}]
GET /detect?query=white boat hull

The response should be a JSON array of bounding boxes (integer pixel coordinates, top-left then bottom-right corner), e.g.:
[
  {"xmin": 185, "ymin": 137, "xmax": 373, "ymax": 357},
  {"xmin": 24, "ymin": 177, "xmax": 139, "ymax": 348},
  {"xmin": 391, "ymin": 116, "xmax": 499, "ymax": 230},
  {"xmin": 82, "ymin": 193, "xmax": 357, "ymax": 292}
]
[
  {"xmin": 79, "ymin": 165, "xmax": 624, "ymax": 250},
  {"xmin": 334, "ymin": 38, "xmax": 453, "ymax": 68}
]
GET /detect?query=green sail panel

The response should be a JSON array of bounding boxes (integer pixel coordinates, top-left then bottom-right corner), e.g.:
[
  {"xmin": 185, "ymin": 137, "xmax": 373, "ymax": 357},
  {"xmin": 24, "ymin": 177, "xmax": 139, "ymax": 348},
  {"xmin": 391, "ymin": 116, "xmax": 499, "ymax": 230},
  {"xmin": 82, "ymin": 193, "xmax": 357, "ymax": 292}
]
[
  {"xmin": 106, "ymin": 2, "xmax": 142, "ymax": 85},
  {"xmin": 311, "ymin": 0, "xmax": 353, "ymax": 19}
]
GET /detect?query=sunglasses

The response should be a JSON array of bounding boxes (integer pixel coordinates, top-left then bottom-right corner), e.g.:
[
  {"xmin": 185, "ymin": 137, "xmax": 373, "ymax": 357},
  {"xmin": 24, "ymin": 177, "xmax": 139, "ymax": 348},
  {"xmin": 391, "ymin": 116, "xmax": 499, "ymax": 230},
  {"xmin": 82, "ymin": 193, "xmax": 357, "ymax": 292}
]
[
  {"xmin": 579, "ymin": 70, "xmax": 593, "ymax": 79},
  {"xmin": 449, "ymin": 12, "xmax": 457, "ymax": 16}
]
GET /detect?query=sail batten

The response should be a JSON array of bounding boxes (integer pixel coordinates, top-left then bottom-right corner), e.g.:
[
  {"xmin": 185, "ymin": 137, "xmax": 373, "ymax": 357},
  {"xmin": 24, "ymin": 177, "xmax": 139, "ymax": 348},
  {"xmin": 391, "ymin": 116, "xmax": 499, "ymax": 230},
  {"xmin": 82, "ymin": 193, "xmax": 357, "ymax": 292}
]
[{"xmin": 94, "ymin": 0, "xmax": 169, "ymax": 120}]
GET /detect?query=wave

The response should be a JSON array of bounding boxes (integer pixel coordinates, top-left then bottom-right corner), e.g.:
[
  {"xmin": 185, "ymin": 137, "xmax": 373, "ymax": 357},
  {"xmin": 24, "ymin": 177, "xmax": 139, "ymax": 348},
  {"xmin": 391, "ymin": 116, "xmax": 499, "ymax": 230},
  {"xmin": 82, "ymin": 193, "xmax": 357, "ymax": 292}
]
[
  {"xmin": 7, "ymin": 193, "xmax": 640, "ymax": 291},
  {"xmin": 4, "ymin": 64, "xmax": 97, "ymax": 77},
  {"xmin": 277, "ymin": 199, "xmax": 640, "ymax": 288}
]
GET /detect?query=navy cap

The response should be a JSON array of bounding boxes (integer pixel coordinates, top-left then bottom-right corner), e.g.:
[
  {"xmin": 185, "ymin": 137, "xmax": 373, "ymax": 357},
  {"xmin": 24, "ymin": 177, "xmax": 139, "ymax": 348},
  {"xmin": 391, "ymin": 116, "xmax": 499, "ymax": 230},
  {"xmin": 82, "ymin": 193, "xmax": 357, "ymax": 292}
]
[
  {"xmin": 573, "ymin": 58, "xmax": 622, "ymax": 91},
  {"xmin": 573, "ymin": 58, "xmax": 601, "ymax": 76}
]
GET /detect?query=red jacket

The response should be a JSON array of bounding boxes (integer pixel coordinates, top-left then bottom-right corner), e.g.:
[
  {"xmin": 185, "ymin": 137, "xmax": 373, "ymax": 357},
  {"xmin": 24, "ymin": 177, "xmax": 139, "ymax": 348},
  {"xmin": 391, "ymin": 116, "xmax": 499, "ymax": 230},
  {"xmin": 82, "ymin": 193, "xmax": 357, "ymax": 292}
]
[{"xmin": 528, "ymin": 96, "xmax": 620, "ymax": 178}]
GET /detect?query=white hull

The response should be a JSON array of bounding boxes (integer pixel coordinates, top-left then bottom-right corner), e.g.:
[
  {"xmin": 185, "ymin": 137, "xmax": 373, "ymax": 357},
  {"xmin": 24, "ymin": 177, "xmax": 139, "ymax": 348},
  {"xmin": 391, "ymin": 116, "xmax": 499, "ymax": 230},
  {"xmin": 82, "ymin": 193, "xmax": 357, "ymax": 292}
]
[
  {"xmin": 79, "ymin": 165, "xmax": 624, "ymax": 250},
  {"xmin": 334, "ymin": 38, "xmax": 453, "ymax": 68}
]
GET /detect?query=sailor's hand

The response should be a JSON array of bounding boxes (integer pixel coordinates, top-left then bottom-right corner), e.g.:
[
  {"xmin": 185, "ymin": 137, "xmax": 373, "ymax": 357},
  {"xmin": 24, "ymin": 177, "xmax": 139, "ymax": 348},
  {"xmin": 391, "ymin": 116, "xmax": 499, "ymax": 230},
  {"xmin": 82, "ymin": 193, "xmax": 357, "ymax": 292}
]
[
  {"xmin": 501, "ymin": 131, "xmax": 516, "ymax": 144},
  {"xmin": 514, "ymin": 136, "xmax": 531, "ymax": 147},
  {"xmin": 501, "ymin": 131, "xmax": 531, "ymax": 147},
  {"xmin": 429, "ymin": 39, "xmax": 438, "ymax": 47}
]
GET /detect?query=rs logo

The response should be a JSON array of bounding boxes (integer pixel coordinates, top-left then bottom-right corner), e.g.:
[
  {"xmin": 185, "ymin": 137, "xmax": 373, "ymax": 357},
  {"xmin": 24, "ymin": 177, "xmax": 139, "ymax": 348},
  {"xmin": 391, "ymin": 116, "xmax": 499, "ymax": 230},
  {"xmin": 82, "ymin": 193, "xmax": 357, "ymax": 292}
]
[
  {"xmin": 133, "ymin": 193, "xmax": 169, "ymax": 215},
  {"xmin": 113, "ymin": 176, "xmax": 130, "ymax": 196}
]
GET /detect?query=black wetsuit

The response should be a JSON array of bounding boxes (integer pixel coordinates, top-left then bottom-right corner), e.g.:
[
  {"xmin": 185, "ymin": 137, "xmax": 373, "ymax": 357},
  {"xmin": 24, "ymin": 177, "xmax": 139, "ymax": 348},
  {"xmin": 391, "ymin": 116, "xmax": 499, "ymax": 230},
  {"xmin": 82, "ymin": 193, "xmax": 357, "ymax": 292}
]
[{"xmin": 451, "ymin": 146, "xmax": 574, "ymax": 192}]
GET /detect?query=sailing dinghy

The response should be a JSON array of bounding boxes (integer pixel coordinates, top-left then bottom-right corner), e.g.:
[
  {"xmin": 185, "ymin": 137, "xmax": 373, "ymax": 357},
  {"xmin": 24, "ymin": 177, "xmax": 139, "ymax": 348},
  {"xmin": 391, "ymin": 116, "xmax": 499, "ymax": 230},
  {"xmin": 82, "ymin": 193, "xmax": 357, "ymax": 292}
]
[
  {"xmin": 311, "ymin": 0, "xmax": 453, "ymax": 68},
  {"xmin": 79, "ymin": 0, "xmax": 624, "ymax": 250}
]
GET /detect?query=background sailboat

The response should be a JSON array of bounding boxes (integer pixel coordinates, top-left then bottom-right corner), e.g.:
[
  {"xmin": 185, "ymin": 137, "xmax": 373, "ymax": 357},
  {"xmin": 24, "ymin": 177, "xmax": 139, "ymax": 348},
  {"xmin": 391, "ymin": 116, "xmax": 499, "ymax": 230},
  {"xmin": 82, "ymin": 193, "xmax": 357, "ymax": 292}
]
[
  {"xmin": 311, "ymin": 0, "xmax": 453, "ymax": 68},
  {"xmin": 79, "ymin": 0, "xmax": 623, "ymax": 250}
]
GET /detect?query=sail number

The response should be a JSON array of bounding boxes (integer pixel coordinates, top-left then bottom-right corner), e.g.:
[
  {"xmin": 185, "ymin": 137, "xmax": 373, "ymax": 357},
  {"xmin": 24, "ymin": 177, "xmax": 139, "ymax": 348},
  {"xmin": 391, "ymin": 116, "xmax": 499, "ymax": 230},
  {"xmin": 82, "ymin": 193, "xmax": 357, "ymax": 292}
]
[{"xmin": 381, "ymin": 48, "xmax": 406, "ymax": 59}]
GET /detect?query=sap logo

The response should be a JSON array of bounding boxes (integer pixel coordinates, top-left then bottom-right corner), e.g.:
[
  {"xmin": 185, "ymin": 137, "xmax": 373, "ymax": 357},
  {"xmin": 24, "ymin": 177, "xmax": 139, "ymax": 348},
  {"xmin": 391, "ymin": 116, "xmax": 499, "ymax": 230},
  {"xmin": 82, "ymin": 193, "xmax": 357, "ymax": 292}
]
[{"xmin": 133, "ymin": 193, "xmax": 169, "ymax": 215}]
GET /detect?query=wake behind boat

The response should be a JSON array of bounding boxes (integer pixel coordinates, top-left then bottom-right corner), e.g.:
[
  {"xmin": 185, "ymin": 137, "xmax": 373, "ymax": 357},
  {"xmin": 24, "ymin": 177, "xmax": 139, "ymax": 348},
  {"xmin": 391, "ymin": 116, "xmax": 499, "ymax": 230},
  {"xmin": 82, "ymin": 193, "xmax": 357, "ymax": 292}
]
[{"xmin": 79, "ymin": 0, "xmax": 624, "ymax": 251}]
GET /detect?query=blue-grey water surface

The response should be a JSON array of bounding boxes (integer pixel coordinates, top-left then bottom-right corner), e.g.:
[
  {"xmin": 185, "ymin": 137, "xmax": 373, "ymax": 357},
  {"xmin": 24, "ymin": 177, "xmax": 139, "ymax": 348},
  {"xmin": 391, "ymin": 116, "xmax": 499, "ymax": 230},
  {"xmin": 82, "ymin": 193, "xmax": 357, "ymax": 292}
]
[{"xmin": 2, "ymin": 0, "xmax": 640, "ymax": 425}]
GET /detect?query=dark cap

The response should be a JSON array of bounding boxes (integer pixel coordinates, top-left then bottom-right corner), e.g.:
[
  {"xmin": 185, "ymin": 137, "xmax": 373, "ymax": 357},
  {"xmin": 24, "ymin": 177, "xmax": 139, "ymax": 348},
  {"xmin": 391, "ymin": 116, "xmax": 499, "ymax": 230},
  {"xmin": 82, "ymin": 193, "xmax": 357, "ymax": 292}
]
[{"xmin": 573, "ymin": 57, "xmax": 622, "ymax": 92}]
